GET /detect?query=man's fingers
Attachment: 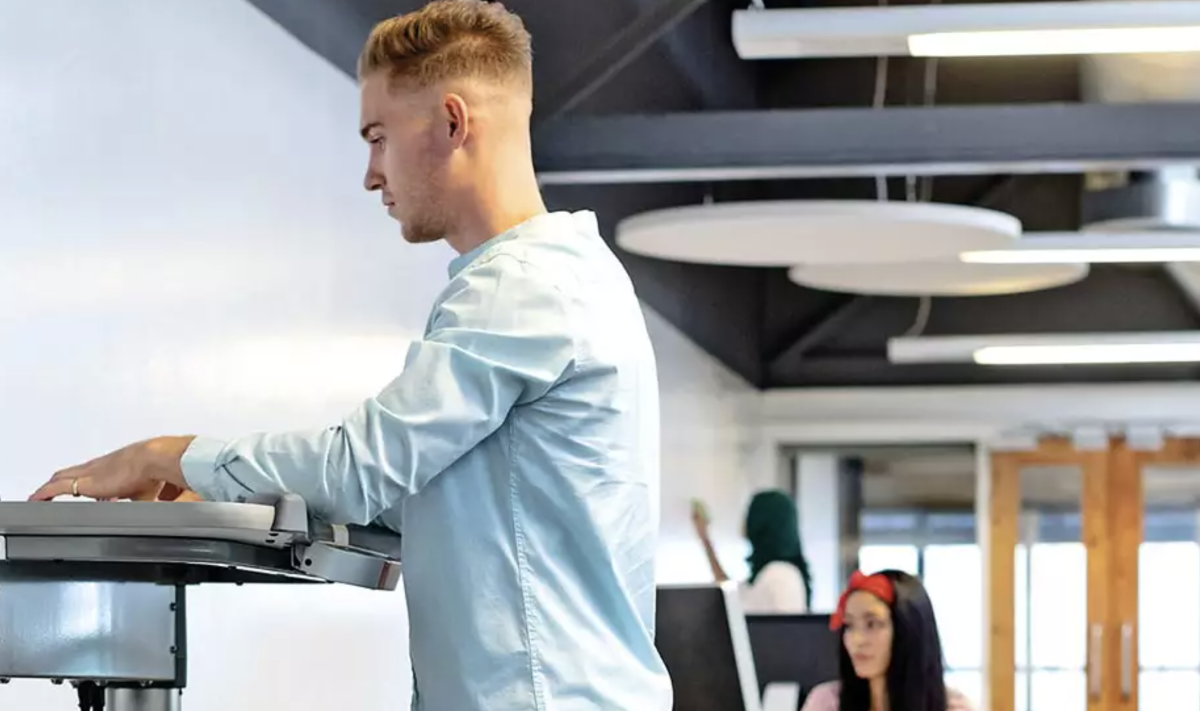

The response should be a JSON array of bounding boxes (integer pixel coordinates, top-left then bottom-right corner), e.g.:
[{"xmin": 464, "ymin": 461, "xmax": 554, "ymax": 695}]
[
  {"xmin": 28, "ymin": 473, "xmax": 91, "ymax": 501},
  {"xmin": 29, "ymin": 479, "xmax": 71, "ymax": 501},
  {"xmin": 30, "ymin": 444, "xmax": 159, "ymax": 502}
]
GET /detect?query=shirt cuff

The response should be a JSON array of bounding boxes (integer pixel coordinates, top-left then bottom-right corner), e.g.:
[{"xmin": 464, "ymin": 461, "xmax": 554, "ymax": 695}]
[{"xmin": 180, "ymin": 435, "xmax": 232, "ymax": 501}]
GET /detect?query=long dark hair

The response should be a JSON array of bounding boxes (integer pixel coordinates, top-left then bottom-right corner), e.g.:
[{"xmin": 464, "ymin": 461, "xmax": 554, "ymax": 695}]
[
  {"xmin": 837, "ymin": 570, "xmax": 947, "ymax": 711},
  {"xmin": 744, "ymin": 490, "xmax": 814, "ymax": 608}
]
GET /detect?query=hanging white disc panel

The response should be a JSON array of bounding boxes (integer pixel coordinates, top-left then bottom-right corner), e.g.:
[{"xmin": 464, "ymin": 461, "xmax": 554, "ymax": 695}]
[
  {"xmin": 615, "ymin": 200, "xmax": 1022, "ymax": 266},
  {"xmin": 788, "ymin": 261, "xmax": 1089, "ymax": 296}
]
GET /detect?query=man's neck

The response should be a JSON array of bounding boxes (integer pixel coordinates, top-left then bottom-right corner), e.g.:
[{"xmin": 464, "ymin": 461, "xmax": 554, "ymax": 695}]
[{"xmin": 444, "ymin": 170, "xmax": 547, "ymax": 256}]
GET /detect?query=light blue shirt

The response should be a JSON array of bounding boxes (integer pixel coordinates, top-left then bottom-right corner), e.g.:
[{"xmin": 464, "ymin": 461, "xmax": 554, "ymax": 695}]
[{"xmin": 181, "ymin": 211, "xmax": 672, "ymax": 711}]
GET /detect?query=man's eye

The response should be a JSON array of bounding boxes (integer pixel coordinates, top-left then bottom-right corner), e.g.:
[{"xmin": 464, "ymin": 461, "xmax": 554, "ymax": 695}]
[{"xmin": 369, "ymin": 136, "xmax": 384, "ymax": 145}]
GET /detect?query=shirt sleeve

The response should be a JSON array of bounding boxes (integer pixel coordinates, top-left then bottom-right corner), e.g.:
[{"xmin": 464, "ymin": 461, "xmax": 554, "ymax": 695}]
[
  {"xmin": 179, "ymin": 253, "xmax": 576, "ymax": 526},
  {"xmin": 946, "ymin": 687, "xmax": 978, "ymax": 711},
  {"xmin": 800, "ymin": 681, "xmax": 839, "ymax": 711}
]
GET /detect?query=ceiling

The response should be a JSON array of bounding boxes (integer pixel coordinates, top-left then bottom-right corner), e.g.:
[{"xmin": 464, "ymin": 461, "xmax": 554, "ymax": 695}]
[{"xmin": 245, "ymin": 0, "xmax": 1200, "ymax": 389}]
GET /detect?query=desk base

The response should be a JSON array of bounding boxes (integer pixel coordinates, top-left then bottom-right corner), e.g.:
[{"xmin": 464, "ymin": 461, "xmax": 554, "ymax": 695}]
[
  {"xmin": 0, "ymin": 582, "xmax": 182, "ymax": 683},
  {"xmin": 107, "ymin": 687, "xmax": 181, "ymax": 711},
  {"xmin": 0, "ymin": 498, "xmax": 404, "ymax": 709}
]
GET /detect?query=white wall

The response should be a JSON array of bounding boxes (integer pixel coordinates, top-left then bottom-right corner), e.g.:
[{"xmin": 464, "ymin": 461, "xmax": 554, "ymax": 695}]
[
  {"xmin": 0, "ymin": 1, "xmax": 763, "ymax": 708},
  {"xmin": 643, "ymin": 306, "xmax": 766, "ymax": 585}
]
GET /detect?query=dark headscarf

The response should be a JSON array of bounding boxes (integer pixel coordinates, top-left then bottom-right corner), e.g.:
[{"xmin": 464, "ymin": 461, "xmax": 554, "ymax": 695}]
[{"xmin": 744, "ymin": 490, "xmax": 814, "ymax": 609}]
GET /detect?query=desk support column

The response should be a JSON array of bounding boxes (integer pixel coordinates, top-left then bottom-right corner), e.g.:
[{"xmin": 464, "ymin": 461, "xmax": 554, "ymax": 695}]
[{"xmin": 106, "ymin": 687, "xmax": 182, "ymax": 711}]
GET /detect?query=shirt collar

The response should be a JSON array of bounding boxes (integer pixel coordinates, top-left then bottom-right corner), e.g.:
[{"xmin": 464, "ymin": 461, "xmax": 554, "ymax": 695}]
[{"xmin": 446, "ymin": 211, "xmax": 597, "ymax": 278}]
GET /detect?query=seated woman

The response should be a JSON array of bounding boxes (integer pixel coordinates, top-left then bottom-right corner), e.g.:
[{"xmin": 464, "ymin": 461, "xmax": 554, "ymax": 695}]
[
  {"xmin": 803, "ymin": 569, "xmax": 975, "ymax": 711},
  {"xmin": 691, "ymin": 490, "xmax": 813, "ymax": 614}
]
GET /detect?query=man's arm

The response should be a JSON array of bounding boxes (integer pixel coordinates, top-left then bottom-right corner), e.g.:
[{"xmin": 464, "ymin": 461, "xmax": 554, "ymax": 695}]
[{"xmin": 180, "ymin": 254, "xmax": 574, "ymax": 524}]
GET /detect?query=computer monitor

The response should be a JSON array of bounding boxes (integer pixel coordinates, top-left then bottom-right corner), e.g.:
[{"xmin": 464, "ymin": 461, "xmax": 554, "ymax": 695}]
[
  {"xmin": 655, "ymin": 583, "xmax": 763, "ymax": 711},
  {"xmin": 745, "ymin": 614, "xmax": 841, "ymax": 710}
]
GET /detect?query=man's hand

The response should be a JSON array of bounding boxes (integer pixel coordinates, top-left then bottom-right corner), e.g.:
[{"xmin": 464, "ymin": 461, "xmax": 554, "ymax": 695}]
[
  {"xmin": 129, "ymin": 481, "xmax": 205, "ymax": 502},
  {"xmin": 29, "ymin": 436, "xmax": 195, "ymax": 502}
]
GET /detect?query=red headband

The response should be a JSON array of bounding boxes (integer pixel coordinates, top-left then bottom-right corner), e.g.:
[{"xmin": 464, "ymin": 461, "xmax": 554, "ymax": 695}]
[{"xmin": 829, "ymin": 571, "xmax": 896, "ymax": 630}]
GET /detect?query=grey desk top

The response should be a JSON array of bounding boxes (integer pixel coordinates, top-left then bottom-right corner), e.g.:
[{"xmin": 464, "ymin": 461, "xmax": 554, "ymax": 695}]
[{"xmin": 0, "ymin": 501, "xmax": 403, "ymax": 590}]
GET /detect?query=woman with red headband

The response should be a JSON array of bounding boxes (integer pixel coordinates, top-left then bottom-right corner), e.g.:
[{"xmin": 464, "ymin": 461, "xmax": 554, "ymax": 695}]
[{"xmin": 803, "ymin": 569, "xmax": 975, "ymax": 711}]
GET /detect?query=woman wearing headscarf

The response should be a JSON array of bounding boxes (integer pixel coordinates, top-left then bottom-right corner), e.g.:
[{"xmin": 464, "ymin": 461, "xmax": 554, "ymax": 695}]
[{"xmin": 691, "ymin": 489, "xmax": 813, "ymax": 614}]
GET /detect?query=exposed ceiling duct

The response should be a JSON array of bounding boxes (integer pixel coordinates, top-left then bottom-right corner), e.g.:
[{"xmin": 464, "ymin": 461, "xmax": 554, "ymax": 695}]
[
  {"xmin": 1079, "ymin": 53, "xmax": 1200, "ymax": 305},
  {"xmin": 1079, "ymin": 49, "xmax": 1200, "ymax": 232},
  {"xmin": 1081, "ymin": 168, "xmax": 1200, "ymax": 233}
]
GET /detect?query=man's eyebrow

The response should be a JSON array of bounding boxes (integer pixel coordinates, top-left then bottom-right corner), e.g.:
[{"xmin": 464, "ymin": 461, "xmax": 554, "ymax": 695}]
[{"xmin": 360, "ymin": 121, "xmax": 382, "ymax": 140}]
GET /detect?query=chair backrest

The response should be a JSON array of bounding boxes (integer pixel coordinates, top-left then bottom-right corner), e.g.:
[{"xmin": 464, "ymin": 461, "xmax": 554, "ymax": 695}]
[
  {"xmin": 746, "ymin": 613, "xmax": 841, "ymax": 710},
  {"xmin": 655, "ymin": 583, "xmax": 764, "ymax": 711}
]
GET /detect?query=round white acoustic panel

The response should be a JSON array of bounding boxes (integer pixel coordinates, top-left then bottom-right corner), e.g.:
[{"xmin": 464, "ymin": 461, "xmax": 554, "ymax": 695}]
[
  {"xmin": 788, "ymin": 261, "xmax": 1090, "ymax": 297},
  {"xmin": 615, "ymin": 200, "xmax": 1022, "ymax": 266}
]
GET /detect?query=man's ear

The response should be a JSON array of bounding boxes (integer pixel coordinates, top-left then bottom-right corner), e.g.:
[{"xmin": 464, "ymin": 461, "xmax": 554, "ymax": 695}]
[{"xmin": 443, "ymin": 93, "xmax": 469, "ymax": 149}]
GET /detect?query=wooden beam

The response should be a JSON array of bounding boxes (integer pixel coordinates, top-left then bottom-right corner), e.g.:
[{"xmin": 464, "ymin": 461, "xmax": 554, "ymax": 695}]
[
  {"xmin": 1108, "ymin": 440, "xmax": 1142, "ymax": 711},
  {"xmin": 988, "ymin": 451, "xmax": 1020, "ymax": 711},
  {"xmin": 1140, "ymin": 435, "xmax": 1200, "ymax": 464}
]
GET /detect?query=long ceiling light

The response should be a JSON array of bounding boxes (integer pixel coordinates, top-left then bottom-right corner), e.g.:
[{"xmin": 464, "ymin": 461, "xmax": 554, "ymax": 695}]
[
  {"xmin": 888, "ymin": 332, "xmax": 1200, "ymax": 365},
  {"xmin": 733, "ymin": 0, "xmax": 1200, "ymax": 59},
  {"xmin": 960, "ymin": 233, "xmax": 1200, "ymax": 264},
  {"xmin": 912, "ymin": 27, "xmax": 1200, "ymax": 57}
]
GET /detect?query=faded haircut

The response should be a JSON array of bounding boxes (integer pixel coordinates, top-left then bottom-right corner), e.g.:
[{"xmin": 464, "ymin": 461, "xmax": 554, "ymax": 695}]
[{"xmin": 357, "ymin": 0, "xmax": 533, "ymax": 92}]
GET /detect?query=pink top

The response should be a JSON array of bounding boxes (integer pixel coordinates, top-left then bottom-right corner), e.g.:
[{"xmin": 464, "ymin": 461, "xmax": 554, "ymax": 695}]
[{"xmin": 800, "ymin": 681, "xmax": 976, "ymax": 711}]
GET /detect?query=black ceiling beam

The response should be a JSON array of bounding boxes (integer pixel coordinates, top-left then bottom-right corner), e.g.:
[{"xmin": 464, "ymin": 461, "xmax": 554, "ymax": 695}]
[
  {"xmin": 968, "ymin": 175, "xmax": 1016, "ymax": 207},
  {"xmin": 765, "ymin": 296, "xmax": 874, "ymax": 370},
  {"xmin": 535, "ymin": 0, "xmax": 714, "ymax": 125},
  {"xmin": 244, "ymin": 0, "xmax": 382, "ymax": 77},
  {"xmin": 623, "ymin": 0, "xmax": 756, "ymax": 110},
  {"xmin": 533, "ymin": 103, "xmax": 1200, "ymax": 185}
]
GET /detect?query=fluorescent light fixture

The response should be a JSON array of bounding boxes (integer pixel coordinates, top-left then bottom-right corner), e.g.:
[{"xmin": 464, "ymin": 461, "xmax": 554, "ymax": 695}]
[
  {"xmin": 975, "ymin": 343, "xmax": 1200, "ymax": 365},
  {"xmin": 733, "ymin": 0, "xmax": 1200, "ymax": 59},
  {"xmin": 965, "ymin": 248, "xmax": 1200, "ymax": 264},
  {"xmin": 960, "ymin": 232, "xmax": 1200, "ymax": 264},
  {"xmin": 888, "ymin": 332, "xmax": 1200, "ymax": 365},
  {"xmin": 909, "ymin": 26, "xmax": 1200, "ymax": 57}
]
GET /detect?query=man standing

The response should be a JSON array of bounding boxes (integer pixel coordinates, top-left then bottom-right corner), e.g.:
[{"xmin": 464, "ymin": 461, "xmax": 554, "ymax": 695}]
[{"xmin": 30, "ymin": 2, "xmax": 671, "ymax": 709}]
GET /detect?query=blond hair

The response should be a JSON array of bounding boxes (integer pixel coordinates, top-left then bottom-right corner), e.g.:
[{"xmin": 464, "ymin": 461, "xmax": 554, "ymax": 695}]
[{"xmin": 357, "ymin": 0, "xmax": 533, "ymax": 91}]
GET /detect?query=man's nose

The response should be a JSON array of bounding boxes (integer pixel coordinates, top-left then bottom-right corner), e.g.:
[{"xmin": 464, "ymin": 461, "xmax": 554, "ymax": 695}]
[{"xmin": 364, "ymin": 167, "xmax": 383, "ymax": 192}]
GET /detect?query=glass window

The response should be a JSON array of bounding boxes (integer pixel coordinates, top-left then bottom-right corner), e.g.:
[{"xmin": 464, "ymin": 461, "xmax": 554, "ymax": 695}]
[
  {"xmin": 1028, "ymin": 543, "xmax": 1086, "ymax": 669},
  {"xmin": 1140, "ymin": 542, "xmax": 1200, "ymax": 669},
  {"xmin": 857, "ymin": 545, "xmax": 918, "ymax": 576},
  {"xmin": 1028, "ymin": 670, "xmax": 1085, "ymax": 711},
  {"xmin": 1014, "ymin": 541, "xmax": 1086, "ymax": 711},
  {"xmin": 943, "ymin": 670, "xmax": 983, "ymax": 711},
  {"xmin": 1140, "ymin": 670, "xmax": 1200, "ymax": 711},
  {"xmin": 925, "ymin": 544, "xmax": 982, "ymax": 669}
]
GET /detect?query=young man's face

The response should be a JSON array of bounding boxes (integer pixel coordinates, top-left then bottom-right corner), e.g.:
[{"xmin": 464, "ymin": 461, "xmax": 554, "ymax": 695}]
[{"xmin": 359, "ymin": 72, "xmax": 451, "ymax": 244}]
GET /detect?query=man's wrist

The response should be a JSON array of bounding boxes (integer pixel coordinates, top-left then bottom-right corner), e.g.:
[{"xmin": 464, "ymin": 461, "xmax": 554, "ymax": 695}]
[{"xmin": 141, "ymin": 436, "xmax": 195, "ymax": 489}]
